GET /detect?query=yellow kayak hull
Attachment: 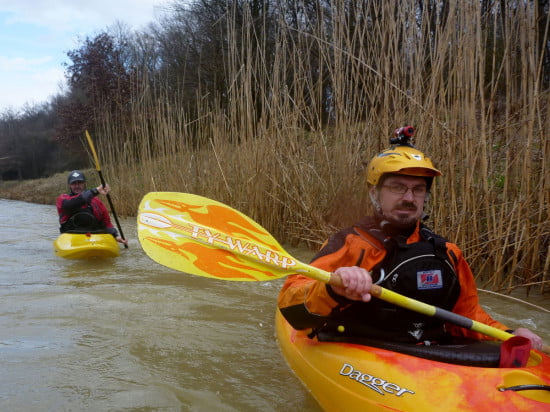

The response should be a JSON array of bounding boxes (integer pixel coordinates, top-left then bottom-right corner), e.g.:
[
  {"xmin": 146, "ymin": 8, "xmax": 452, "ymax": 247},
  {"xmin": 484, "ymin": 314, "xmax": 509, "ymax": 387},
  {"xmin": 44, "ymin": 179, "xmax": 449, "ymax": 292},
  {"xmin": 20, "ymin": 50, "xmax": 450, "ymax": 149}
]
[
  {"xmin": 275, "ymin": 310, "xmax": 550, "ymax": 411},
  {"xmin": 53, "ymin": 233, "xmax": 120, "ymax": 259}
]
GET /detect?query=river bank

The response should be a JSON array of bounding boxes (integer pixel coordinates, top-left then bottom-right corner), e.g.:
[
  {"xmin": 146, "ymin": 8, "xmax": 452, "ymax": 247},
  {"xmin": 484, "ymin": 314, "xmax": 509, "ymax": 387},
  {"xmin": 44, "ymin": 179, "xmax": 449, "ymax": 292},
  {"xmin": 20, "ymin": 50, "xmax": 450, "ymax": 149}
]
[{"xmin": 0, "ymin": 170, "xmax": 95, "ymax": 207}]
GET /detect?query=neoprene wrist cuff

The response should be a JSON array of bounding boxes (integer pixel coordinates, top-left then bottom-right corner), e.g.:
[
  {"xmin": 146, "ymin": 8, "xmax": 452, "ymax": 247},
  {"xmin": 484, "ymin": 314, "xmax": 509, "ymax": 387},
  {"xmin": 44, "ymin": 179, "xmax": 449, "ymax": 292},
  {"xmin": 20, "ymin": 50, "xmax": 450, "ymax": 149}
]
[{"xmin": 91, "ymin": 188, "xmax": 99, "ymax": 196}]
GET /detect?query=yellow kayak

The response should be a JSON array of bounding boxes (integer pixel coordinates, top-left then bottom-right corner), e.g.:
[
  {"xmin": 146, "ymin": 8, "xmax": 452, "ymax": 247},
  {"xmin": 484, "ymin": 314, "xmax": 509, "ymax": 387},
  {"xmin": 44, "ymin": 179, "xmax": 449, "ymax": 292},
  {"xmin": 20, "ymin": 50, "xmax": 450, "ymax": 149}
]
[
  {"xmin": 53, "ymin": 232, "xmax": 120, "ymax": 259},
  {"xmin": 275, "ymin": 310, "xmax": 550, "ymax": 411}
]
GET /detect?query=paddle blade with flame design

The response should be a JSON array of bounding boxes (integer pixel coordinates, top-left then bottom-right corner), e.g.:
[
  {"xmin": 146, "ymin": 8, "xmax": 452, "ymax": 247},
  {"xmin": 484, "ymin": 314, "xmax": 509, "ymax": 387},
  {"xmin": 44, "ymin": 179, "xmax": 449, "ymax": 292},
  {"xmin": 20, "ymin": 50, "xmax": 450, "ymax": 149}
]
[{"xmin": 137, "ymin": 192, "xmax": 332, "ymax": 282}]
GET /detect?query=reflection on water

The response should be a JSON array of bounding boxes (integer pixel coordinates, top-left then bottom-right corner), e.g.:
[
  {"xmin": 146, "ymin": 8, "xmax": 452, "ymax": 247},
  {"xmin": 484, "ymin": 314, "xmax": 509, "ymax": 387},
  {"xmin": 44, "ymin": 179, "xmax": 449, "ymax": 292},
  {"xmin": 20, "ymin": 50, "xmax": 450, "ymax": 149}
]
[{"xmin": 0, "ymin": 199, "xmax": 548, "ymax": 411}]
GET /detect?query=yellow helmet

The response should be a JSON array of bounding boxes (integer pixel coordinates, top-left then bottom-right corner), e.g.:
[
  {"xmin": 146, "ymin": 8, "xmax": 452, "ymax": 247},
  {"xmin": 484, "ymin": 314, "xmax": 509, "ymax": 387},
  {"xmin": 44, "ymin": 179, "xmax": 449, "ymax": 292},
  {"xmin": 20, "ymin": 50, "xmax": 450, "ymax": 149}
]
[{"xmin": 366, "ymin": 127, "xmax": 441, "ymax": 186}]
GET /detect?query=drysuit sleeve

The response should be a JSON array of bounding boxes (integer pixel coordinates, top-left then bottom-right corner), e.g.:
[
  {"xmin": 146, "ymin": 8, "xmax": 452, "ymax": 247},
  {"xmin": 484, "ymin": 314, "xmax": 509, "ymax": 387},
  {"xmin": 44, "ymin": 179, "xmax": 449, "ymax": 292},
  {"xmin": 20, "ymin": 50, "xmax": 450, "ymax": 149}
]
[
  {"xmin": 278, "ymin": 227, "xmax": 383, "ymax": 330},
  {"xmin": 59, "ymin": 190, "xmax": 96, "ymax": 211}
]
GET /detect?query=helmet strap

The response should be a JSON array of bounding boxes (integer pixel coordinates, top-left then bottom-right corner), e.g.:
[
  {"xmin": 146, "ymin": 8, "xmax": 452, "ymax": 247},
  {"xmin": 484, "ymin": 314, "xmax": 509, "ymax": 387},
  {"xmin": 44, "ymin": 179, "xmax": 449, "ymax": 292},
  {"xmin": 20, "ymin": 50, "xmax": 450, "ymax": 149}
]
[{"xmin": 369, "ymin": 187, "xmax": 382, "ymax": 214}]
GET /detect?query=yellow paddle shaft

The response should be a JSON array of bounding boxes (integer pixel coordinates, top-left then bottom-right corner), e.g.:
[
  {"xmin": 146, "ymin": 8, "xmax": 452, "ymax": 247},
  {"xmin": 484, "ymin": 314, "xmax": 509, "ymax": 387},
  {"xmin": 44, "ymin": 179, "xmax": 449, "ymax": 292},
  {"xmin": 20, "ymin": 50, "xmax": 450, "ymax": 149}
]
[{"xmin": 85, "ymin": 130, "xmax": 102, "ymax": 171}]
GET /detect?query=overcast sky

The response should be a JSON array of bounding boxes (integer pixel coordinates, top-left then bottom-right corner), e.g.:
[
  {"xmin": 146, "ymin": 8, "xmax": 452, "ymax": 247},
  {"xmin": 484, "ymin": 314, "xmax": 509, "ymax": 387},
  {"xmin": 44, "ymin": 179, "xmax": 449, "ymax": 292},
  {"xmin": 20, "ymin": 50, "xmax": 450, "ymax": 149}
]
[{"xmin": 0, "ymin": 0, "xmax": 173, "ymax": 113}]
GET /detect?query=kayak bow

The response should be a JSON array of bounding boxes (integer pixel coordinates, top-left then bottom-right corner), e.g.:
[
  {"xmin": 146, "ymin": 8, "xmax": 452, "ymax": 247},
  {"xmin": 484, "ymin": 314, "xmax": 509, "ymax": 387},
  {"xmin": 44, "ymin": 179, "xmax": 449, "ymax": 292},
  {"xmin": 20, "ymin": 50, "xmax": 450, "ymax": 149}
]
[
  {"xmin": 53, "ymin": 232, "xmax": 120, "ymax": 259},
  {"xmin": 275, "ymin": 311, "xmax": 550, "ymax": 411}
]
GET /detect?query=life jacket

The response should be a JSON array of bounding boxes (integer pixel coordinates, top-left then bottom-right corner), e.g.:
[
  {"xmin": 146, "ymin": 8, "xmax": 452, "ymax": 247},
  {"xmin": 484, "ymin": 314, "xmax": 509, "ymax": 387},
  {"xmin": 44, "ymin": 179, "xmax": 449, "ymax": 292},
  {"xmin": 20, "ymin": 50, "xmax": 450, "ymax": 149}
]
[{"xmin": 320, "ymin": 221, "xmax": 461, "ymax": 343}]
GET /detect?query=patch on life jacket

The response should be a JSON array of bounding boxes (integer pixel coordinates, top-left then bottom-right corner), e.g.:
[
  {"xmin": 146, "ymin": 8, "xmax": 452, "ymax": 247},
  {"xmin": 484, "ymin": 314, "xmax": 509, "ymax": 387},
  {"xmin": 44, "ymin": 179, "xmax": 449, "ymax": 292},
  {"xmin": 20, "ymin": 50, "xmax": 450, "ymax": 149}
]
[{"xmin": 417, "ymin": 270, "xmax": 443, "ymax": 290}]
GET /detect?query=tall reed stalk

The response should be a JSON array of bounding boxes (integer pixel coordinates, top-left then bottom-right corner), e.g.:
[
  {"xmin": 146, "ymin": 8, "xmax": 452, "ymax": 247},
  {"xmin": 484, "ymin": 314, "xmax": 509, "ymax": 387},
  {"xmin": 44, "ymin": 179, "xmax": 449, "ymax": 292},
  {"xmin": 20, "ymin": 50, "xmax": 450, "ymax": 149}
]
[{"xmin": 94, "ymin": 1, "xmax": 549, "ymax": 294}]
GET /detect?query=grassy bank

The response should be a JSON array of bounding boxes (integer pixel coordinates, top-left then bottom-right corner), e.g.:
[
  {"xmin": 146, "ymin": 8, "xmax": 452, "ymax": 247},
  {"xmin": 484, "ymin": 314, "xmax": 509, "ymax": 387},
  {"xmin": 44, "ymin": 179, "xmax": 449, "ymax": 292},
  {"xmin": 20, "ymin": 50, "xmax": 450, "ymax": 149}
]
[{"xmin": 0, "ymin": 172, "xmax": 80, "ymax": 205}]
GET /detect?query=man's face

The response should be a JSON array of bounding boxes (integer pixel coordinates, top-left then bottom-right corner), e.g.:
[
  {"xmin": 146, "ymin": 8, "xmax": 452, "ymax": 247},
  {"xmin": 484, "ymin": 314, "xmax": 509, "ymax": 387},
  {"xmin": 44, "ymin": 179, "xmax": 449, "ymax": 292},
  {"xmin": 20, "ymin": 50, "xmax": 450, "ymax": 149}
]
[
  {"xmin": 70, "ymin": 180, "xmax": 86, "ymax": 194},
  {"xmin": 370, "ymin": 175, "xmax": 428, "ymax": 228}
]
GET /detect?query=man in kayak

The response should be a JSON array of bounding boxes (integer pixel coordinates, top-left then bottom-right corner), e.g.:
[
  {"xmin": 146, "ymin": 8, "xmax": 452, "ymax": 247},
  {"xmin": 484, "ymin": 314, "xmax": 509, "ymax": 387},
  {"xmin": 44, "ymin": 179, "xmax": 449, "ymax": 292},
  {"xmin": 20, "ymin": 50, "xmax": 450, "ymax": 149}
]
[
  {"xmin": 56, "ymin": 170, "xmax": 128, "ymax": 245},
  {"xmin": 277, "ymin": 127, "xmax": 543, "ymax": 351}
]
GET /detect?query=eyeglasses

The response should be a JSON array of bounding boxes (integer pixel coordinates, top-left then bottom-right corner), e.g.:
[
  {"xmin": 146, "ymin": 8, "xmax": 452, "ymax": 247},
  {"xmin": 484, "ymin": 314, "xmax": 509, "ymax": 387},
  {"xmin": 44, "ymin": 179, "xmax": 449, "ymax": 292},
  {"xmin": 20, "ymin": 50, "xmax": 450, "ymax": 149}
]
[{"xmin": 381, "ymin": 183, "xmax": 427, "ymax": 197}]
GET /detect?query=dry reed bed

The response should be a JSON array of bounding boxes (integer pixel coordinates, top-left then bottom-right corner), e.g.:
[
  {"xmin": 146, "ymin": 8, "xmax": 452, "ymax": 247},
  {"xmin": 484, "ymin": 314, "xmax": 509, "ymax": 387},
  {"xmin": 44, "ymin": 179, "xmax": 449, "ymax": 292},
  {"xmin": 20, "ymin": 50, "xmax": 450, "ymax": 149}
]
[{"xmin": 92, "ymin": 1, "xmax": 548, "ymax": 294}]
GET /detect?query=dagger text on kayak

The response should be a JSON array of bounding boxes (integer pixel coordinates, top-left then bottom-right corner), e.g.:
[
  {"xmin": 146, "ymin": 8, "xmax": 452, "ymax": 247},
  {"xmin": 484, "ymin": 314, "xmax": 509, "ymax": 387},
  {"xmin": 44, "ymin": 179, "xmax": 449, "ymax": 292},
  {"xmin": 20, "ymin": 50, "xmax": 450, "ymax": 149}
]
[{"xmin": 339, "ymin": 363, "xmax": 415, "ymax": 397}]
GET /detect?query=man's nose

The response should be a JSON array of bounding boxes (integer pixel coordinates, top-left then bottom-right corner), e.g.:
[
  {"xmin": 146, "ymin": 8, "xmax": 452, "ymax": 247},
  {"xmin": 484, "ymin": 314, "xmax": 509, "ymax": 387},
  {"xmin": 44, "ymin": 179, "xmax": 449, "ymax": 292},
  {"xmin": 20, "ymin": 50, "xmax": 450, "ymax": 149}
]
[{"xmin": 402, "ymin": 188, "xmax": 415, "ymax": 200}]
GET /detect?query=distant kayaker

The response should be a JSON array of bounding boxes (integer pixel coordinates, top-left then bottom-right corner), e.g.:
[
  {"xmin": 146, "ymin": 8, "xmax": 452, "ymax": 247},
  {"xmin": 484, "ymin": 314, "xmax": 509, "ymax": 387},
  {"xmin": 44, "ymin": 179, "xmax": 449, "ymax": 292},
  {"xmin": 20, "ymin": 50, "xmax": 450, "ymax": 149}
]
[
  {"xmin": 56, "ymin": 170, "xmax": 128, "ymax": 245},
  {"xmin": 277, "ymin": 126, "xmax": 543, "ymax": 351}
]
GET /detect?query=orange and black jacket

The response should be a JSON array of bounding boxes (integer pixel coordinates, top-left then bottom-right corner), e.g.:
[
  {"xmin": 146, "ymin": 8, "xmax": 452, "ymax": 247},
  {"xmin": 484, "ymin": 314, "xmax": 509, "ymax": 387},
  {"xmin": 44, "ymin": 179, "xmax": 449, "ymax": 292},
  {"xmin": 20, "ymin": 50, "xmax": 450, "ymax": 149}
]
[{"xmin": 278, "ymin": 217, "xmax": 509, "ymax": 342}]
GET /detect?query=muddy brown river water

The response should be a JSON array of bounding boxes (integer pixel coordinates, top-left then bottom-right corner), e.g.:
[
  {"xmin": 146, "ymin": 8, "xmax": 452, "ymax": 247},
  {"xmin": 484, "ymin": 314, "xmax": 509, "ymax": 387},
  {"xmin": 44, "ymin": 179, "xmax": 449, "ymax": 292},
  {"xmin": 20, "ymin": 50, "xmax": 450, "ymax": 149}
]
[{"xmin": 0, "ymin": 198, "xmax": 548, "ymax": 411}]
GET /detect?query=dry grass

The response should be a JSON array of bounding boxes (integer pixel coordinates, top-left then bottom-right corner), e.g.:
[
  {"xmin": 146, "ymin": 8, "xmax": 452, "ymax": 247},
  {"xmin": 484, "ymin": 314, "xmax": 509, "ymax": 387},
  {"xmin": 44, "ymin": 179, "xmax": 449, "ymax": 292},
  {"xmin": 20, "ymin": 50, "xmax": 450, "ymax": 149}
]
[{"xmin": 9, "ymin": 2, "xmax": 547, "ymax": 294}]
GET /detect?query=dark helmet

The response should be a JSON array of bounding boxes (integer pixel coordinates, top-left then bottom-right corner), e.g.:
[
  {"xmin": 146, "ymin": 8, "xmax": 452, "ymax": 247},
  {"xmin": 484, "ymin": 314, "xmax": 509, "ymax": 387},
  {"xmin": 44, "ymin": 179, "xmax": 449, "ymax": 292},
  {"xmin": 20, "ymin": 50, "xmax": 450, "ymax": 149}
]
[{"xmin": 67, "ymin": 170, "xmax": 86, "ymax": 185}]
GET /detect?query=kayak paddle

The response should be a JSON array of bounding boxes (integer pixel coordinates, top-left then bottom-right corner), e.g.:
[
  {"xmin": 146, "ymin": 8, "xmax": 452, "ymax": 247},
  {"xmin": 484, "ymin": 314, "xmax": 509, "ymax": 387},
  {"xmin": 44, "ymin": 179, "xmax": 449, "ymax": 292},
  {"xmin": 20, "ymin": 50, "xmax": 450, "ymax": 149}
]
[
  {"xmin": 137, "ymin": 192, "xmax": 549, "ymax": 354},
  {"xmin": 85, "ymin": 130, "xmax": 128, "ymax": 248}
]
